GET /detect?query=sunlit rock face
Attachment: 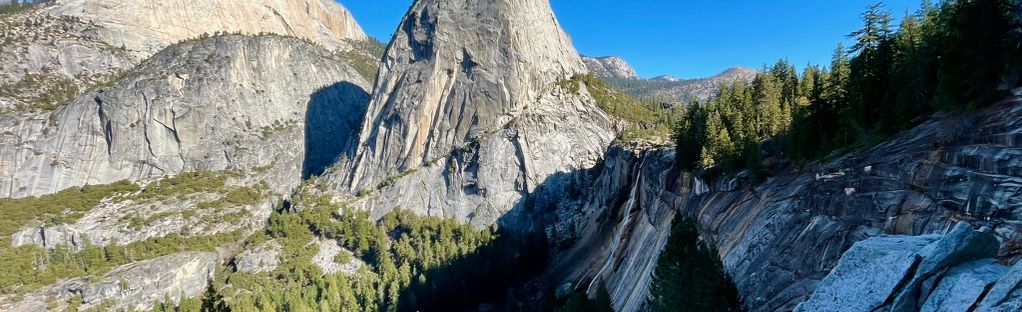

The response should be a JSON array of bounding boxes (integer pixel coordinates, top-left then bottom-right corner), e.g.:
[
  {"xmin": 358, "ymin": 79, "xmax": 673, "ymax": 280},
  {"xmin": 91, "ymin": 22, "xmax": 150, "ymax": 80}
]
[
  {"xmin": 45, "ymin": 0, "xmax": 366, "ymax": 56},
  {"xmin": 0, "ymin": 35, "xmax": 370, "ymax": 198},
  {"xmin": 326, "ymin": 0, "xmax": 615, "ymax": 227},
  {"xmin": 3, "ymin": 252, "xmax": 219, "ymax": 312},
  {"xmin": 0, "ymin": 0, "xmax": 367, "ymax": 112},
  {"xmin": 582, "ymin": 55, "xmax": 641, "ymax": 80}
]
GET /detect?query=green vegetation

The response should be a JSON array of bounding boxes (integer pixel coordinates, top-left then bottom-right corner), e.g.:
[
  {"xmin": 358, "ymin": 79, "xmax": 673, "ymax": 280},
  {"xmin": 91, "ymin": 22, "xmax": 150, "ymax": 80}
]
[
  {"xmin": 341, "ymin": 37, "xmax": 388, "ymax": 82},
  {"xmin": 0, "ymin": 231, "xmax": 241, "ymax": 295},
  {"xmin": 209, "ymin": 184, "xmax": 549, "ymax": 312},
  {"xmin": 647, "ymin": 218, "xmax": 744, "ymax": 312},
  {"xmin": 676, "ymin": 0, "xmax": 1021, "ymax": 176},
  {"xmin": 561, "ymin": 74, "xmax": 680, "ymax": 141},
  {"xmin": 0, "ymin": 0, "xmax": 32, "ymax": 15},
  {"xmin": 259, "ymin": 120, "xmax": 296, "ymax": 140},
  {"xmin": 0, "ymin": 171, "xmax": 267, "ymax": 295},
  {"xmin": 132, "ymin": 171, "xmax": 235, "ymax": 203},
  {"xmin": 0, "ymin": 73, "xmax": 80, "ymax": 111},
  {"xmin": 786, "ymin": 0, "xmax": 1019, "ymax": 162},
  {"xmin": 0, "ymin": 181, "xmax": 140, "ymax": 247}
]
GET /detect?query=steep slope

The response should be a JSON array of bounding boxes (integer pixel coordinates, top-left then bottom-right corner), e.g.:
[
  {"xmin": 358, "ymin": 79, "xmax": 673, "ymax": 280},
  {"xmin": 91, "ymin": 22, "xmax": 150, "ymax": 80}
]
[
  {"xmin": 0, "ymin": 34, "xmax": 370, "ymax": 198},
  {"xmin": 45, "ymin": 0, "xmax": 366, "ymax": 56},
  {"xmin": 550, "ymin": 97, "xmax": 1022, "ymax": 311},
  {"xmin": 0, "ymin": 34, "xmax": 370, "ymax": 311},
  {"xmin": 583, "ymin": 55, "xmax": 641, "ymax": 80},
  {"xmin": 328, "ymin": 0, "xmax": 615, "ymax": 227},
  {"xmin": 0, "ymin": 0, "xmax": 367, "ymax": 113}
]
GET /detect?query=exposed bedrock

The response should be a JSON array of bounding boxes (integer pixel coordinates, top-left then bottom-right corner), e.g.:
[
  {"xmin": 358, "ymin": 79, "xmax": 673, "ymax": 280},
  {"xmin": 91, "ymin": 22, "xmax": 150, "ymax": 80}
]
[{"xmin": 552, "ymin": 98, "xmax": 1022, "ymax": 312}]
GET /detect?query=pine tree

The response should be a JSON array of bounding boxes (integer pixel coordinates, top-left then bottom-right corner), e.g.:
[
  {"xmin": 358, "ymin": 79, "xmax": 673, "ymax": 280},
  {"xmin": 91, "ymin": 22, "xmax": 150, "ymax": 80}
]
[
  {"xmin": 935, "ymin": 0, "xmax": 1016, "ymax": 110},
  {"xmin": 753, "ymin": 73, "xmax": 784, "ymax": 137},
  {"xmin": 647, "ymin": 219, "xmax": 744, "ymax": 312}
]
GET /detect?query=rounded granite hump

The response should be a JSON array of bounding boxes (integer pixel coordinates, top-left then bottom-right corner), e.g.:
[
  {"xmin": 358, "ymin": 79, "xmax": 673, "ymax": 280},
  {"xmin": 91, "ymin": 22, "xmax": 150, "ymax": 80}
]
[
  {"xmin": 347, "ymin": 0, "xmax": 591, "ymax": 190},
  {"xmin": 0, "ymin": 34, "xmax": 371, "ymax": 198}
]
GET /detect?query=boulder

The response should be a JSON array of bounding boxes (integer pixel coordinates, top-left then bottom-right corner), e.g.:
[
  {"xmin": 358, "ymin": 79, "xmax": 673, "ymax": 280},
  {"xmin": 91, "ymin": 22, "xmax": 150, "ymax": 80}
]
[
  {"xmin": 976, "ymin": 259, "xmax": 1022, "ymax": 312},
  {"xmin": 795, "ymin": 235, "xmax": 939, "ymax": 312},
  {"xmin": 235, "ymin": 240, "xmax": 282, "ymax": 273},
  {"xmin": 921, "ymin": 259, "xmax": 1007, "ymax": 312}
]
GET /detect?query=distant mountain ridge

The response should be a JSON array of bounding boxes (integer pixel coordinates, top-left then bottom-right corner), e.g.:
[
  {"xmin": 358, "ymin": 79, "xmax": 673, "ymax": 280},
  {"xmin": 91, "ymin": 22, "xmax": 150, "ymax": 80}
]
[
  {"xmin": 582, "ymin": 55, "xmax": 640, "ymax": 80},
  {"xmin": 581, "ymin": 54, "xmax": 757, "ymax": 105}
]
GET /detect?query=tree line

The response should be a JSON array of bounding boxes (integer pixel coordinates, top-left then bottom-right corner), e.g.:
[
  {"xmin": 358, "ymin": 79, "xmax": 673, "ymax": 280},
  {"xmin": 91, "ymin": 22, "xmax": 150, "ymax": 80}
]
[
  {"xmin": 207, "ymin": 186, "xmax": 551, "ymax": 312},
  {"xmin": 675, "ymin": 0, "xmax": 1021, "ymax": 175}
]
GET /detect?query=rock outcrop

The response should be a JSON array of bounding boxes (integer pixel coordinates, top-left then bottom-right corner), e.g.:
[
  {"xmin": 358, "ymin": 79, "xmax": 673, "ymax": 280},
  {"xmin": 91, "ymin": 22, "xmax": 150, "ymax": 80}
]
[
  {"xmin": 796, "ymin": 223, "xmax": 1018, "ymax": 312},
  {"xmin": 235, "ymin": 240, "xmax": 282, "ymax": 273},
  {"xmin": 311, "ymin": 237, "xmax": 364, "ymax": 275},
  {"xmin": 3, "ymin": 252, "xmax": 219, "ymax": 312},
  {"xmin": 582, "ymin": 55, "xmax": 641, "ymax": 80},
  {"xmin": 0, "ymin": 34, "xmax": 370, "ymax": 198},
  {"xmin": 552, "ymin": 97, "xmax": 1022, "ymax": 311},
  {"xmin": 0, "ymin": 11, "xmax": 136, "ymax": 112},
  {"xmin": 0, "ymin": 0, "xmax": 367, "ymax": 113},
  {"xmin": 327, "ymin": 0, "xmax": 615, "ymax": 227},
  {"xmin": 548, "ymin": 146, "xmax": 685, "ymax": 312},
  {"xmin": 45, "ymin": 0, "xmax": 365, "ymax": 56}
]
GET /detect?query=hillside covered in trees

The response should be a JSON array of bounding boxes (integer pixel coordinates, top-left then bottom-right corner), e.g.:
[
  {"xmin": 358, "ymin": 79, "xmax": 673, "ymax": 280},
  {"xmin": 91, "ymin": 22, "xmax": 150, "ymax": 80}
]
[{"xmin": 674, "ymin": 0, "xmax": 1021, "ymax": 176}]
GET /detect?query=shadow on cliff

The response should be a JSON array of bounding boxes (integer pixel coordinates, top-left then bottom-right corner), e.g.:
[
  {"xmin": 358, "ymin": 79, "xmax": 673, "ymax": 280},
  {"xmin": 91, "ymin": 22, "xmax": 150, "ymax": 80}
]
[
  {"xmin": 393, "ymin": 153, "xmax": 627, "ymax": 311},
  {"xmin": 302, "ymin": 81, "xmax": 370, "ymax": 179}
]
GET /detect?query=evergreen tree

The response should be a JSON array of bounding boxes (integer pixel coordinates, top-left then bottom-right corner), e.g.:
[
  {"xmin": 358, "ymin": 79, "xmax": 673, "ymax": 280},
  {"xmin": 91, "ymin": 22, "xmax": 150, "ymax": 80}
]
[
  {"xmin": 647, "ymin": 218, "xmax": 744, "ymax": 312},
  {"xmin": 674, "ymin": 103, "xmax": 707, "ymax": 170},
  {"xmin": 934, "ymin": 0, "xmax": 1016, "ymax": 110},
  {"xmin": 753, "ymin": 73, "xmax": 784, "ymax": 137}
]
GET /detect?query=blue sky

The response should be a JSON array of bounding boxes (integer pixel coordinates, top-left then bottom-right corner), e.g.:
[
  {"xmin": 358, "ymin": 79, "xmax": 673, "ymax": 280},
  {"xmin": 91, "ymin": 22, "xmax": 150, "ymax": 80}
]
[{"xmin": 343, "ymin": 0, "xmax": 923, "ymax": 79}]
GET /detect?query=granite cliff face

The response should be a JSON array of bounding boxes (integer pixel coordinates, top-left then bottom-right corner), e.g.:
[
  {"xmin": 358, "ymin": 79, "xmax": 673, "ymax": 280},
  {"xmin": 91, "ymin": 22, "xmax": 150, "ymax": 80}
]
[
  {"xmin": 327, "ymin": 0, "xmax": 615, "ymax": 227},
  {"xmin": 44, "ymin": 0, "xmax": 366, "ymax": 56},
  {"xmin": 0, "ymin": 34, "xmax": 369, "ymax": 199},
  {"xmin": 0, "ymin": 0, "xmax": 367, "ymax": 113},
  {"xmin": 582, "ymin": 55, "xmax": 641, "ymax": 80},
  {"xmin": 550, "ymin": 96, "xmax": 1022, "ymax": 311},
  {"xmin": 5, "ymin": 252, "xmax": 219, "ymax": 312}
]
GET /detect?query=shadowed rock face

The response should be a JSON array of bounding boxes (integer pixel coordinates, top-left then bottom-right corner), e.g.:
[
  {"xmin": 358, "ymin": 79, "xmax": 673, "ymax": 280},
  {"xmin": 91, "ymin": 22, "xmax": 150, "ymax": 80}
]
[
  {"xmin": 551, "ymin": 98, "xmax": 1022, "ymax": 311},
  {"xmin": 327, "ymin": 0, "xmax": 615, "ymax": 227},
  {"xmin": 0, "ymin": 34, "xmax": 370, "ymax": 198}
]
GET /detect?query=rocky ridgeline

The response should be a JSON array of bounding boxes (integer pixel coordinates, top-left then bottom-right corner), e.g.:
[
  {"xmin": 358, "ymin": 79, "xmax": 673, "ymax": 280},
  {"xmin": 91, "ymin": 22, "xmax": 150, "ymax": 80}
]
[
  {"xmin": 582, "ymin": 55, "xmax": 641, "ymax": 80},
  {"xmin": 324, "ymin": 0, "xmax": 616, "ymax": 228}
]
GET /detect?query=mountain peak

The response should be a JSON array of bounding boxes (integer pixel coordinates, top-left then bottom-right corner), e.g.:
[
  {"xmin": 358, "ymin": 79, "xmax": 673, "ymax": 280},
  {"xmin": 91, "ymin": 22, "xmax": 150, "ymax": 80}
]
[
  {"xmin": 334, "ymin": 0, "xmax": 614, "ymax": 226},
  {"xmin": 347, "ymin": 0, "xmax": 590, "ymax": 189},
  {"xmin": 582, "ymin": 55, "xmax": 640, "ymax": 80}
]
